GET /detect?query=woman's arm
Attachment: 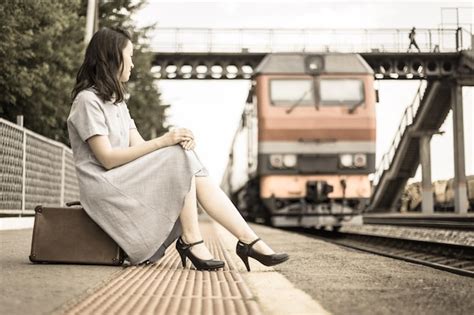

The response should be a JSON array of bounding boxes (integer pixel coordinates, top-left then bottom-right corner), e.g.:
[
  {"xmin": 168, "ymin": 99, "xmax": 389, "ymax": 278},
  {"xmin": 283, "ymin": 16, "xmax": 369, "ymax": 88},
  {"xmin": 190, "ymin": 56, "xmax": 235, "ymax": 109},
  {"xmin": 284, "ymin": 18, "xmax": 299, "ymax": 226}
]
[
  {"xmin": 87, "ymin": 134, "xmax": 166, "ymax": 170},
  {"xmin": 129, "ymin": 128, "xmax": 146, "ymax": 147},
  {"xmin": 87, "ymin": 127, "xmax": 195, "ymax": 170}
]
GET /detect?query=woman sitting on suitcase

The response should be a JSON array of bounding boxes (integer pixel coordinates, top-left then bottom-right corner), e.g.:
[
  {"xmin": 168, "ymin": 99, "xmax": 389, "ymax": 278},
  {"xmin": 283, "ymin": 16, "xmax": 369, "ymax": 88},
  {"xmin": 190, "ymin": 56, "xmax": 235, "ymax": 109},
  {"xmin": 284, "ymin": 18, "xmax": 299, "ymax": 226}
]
[{"xmin": 67, "ymin": 26, "xmax": 289, "ymax": 271}]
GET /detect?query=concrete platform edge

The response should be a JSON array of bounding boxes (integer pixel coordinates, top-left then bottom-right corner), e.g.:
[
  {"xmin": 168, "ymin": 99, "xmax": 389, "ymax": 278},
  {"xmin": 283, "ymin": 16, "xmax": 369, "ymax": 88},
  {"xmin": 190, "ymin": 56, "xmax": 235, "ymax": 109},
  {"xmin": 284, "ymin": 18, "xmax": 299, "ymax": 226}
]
[
  {"xmin": 212, "ymin": 221, "xmax": 331, "ymax": 315},
  {"xmin": 0, "ymin": 217, "xmax": 34, "ymax": 230}
]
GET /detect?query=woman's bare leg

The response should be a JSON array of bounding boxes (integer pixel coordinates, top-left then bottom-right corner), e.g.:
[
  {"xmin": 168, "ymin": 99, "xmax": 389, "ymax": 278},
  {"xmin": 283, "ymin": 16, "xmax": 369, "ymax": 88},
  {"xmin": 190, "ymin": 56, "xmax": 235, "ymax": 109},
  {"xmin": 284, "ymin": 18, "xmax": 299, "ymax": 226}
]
[
  {"xmin": 179, "ymin": 175, "xmax": 214, "ymax": 260},
  {"xmin": 195, "ymin": 176, "xmax": 275, "ymax": 255}
]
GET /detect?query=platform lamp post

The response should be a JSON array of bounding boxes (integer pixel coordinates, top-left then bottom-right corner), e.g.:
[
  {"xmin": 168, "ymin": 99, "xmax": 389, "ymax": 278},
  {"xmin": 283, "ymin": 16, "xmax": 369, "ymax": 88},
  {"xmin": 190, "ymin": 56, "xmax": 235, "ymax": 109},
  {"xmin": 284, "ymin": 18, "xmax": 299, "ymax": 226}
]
[
  {"xmin": 84, "ymin": 0, "xmax": 96, "ymax": 44},
  {"xmin": 85, "ymin": 0, "xmax": 113, "ymax": 44}
]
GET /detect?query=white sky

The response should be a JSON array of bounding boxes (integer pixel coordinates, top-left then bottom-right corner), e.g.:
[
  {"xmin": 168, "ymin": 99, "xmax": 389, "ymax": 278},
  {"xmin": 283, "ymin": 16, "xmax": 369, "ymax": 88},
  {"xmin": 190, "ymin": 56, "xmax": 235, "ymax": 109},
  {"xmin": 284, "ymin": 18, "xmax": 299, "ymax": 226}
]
[{"xmin": 132, "ymin": 0, "xmax": 473, "ymax": 183}]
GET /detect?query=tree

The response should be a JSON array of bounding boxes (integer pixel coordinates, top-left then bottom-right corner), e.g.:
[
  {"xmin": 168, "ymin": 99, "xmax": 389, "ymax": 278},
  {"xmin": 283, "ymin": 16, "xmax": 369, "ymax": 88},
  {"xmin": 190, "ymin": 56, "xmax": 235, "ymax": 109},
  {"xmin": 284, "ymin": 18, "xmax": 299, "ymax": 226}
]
[
  {"xmin": 0, "ymin": 0, "xmax": 85, "ymax": 143},
  {"xmin": 0, "ymin": 0, "xmax": 169, "ymax": 145}
]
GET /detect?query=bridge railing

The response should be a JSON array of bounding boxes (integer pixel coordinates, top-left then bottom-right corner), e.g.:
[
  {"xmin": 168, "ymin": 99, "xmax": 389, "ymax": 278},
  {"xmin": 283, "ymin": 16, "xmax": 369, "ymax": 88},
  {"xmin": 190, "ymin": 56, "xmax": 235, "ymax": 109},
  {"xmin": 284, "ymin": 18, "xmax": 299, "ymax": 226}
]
[
  {"xmin": 0, "ymin": 118, "xmax": 80, "ymax": 216},
  {"xmin": 149, "ymin": 27, "xmax": 471, "ymax": 53},
  {"xmin": 372, "ymin": 81, "xmax": 426, "ymax": 187}
]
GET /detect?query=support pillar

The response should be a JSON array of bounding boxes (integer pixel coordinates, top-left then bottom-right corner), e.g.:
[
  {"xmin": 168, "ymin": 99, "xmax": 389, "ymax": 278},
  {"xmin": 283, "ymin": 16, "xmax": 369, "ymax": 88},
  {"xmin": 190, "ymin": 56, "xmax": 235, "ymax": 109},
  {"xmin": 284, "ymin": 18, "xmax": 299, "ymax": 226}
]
[
  {"xmin": 451, "ymin": 83, "xmax": 469, "ymax": 214},
  {"xmin": 419, "ymin": 135, "xmax": 434, "ymax": 214}
]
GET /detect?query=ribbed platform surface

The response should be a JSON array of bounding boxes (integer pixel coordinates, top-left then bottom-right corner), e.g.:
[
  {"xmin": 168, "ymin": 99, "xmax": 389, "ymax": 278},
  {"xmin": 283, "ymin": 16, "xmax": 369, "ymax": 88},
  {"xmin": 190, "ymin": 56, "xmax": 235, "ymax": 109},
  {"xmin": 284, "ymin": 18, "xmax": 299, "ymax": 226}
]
[{"xmin": 61, "ymin": 222, "xmax": 261, "ymax": 315}]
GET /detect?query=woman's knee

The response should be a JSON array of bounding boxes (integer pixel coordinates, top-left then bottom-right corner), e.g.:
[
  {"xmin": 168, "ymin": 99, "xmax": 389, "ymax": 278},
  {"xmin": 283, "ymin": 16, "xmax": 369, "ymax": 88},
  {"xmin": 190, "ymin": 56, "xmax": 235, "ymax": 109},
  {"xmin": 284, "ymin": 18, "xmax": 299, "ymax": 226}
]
[
  {"xmin": 165, "ymin": 144, "xmax": 187, "ymax": 159},
  {"xmin": 164, "ymin": 145, "xmax": 193, "ymax": 170}
]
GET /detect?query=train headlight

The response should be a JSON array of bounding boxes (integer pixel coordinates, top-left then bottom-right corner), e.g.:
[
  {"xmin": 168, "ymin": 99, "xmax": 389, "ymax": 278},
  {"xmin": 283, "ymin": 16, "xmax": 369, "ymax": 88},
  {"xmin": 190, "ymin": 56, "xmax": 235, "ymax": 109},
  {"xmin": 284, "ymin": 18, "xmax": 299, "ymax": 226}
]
[
  {"xmin": 339, "ymin": 154, "xmax": 353, "ymax": 168},
  {"xmin": 283, "ymin": 154, "xmax": 297, "ymax": 168},
  {"xmin": 354, "ymin": 153, "xmax": 367, "ymax": 167},
  {"xmin": 269, "ymin": 154, "xmax": 284, "ymax": 168}
]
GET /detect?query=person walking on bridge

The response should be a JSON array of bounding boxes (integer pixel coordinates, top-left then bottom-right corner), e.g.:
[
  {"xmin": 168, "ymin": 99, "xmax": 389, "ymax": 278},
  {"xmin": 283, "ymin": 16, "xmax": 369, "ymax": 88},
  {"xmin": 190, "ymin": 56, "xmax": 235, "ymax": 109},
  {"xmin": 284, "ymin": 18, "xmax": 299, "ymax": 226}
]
[
  {"xmin": 407, "ymin": 27, "xmax": 421, "ymax": 52},
  {"xmin": 67, "ymin": 26, "xmax": 289, "ymax": 271}
]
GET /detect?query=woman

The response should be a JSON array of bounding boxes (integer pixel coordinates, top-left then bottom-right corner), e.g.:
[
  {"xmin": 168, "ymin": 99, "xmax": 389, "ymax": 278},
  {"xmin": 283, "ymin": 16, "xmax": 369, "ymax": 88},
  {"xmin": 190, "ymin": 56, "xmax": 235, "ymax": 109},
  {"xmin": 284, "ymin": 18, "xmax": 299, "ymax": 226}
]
[{"xmin": 67, "ymin": 26, "xmax": 289, "ymax": 271}]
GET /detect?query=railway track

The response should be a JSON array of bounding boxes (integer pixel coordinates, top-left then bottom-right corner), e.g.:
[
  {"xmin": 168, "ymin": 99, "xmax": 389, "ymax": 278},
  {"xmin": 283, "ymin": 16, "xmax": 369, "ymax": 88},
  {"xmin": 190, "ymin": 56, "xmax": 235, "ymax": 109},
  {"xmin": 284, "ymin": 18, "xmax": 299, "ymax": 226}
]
[
  {"xmin": 295, "ymin": 227, "xmax": 474, "ymax": 278},
  {"xmin": 362, "ymin": 213, "xmax": 474, "ymax": 230}
]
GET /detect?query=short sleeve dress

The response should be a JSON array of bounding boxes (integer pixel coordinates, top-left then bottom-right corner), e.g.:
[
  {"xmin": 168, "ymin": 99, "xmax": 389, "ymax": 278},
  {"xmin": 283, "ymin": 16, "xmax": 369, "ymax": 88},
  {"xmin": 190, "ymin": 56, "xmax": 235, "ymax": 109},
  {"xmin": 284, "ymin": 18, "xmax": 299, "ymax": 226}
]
[{"xmin": 66, "ymin": 87, "xmax": 209, "ymax": 266}]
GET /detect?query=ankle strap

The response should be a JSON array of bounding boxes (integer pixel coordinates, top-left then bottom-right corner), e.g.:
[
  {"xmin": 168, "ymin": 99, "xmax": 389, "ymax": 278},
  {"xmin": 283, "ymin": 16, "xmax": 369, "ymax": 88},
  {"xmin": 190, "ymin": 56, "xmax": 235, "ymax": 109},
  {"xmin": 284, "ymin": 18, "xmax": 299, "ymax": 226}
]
[
  {"xmin": 248, "ymin": 238, "xmax": 261, "ymax": 247},
  {"xmin": 188, "ymin": 240, "xmax": 204, "ymax": 247},
  {"xmin": 180, "ymin": 236, "xmax": 204, "ymax": 248},
  {"xmin": 239, "ymin": 237, "xmax": 261, "ymax": 248}
]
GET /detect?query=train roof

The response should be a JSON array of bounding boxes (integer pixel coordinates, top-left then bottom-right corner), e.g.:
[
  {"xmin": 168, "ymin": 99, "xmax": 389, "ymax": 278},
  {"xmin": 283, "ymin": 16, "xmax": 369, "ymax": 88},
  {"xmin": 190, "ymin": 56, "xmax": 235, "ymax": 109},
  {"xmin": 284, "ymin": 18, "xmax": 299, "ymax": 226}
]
[{"xmin": 254, "ymin": 53, "xmax": 373, "ymax": 75}]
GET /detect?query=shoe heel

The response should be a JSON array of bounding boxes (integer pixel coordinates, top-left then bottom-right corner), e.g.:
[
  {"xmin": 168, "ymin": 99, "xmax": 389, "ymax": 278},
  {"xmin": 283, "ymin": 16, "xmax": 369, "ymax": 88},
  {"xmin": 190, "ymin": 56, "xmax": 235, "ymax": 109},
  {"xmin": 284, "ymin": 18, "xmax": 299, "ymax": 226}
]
[
  {"xmin": 176, "ymin": 236, "xmax": 225, "ymax": 271},
  {"xmin": 238, "ymin": 253, "xmax": 251, "ymax": 272},
  {"xmin": 178, "ymin": 251, "xmax": 186, "ymax": 267}
]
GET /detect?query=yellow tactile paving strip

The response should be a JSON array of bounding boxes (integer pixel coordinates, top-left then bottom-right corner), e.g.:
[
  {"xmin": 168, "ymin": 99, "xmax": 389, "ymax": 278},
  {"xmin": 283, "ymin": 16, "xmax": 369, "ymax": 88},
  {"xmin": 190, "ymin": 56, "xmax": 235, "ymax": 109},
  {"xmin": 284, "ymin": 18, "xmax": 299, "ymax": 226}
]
[{"xmin": 62, "ymin": 222, "xmax": 262, "ymax": 315}]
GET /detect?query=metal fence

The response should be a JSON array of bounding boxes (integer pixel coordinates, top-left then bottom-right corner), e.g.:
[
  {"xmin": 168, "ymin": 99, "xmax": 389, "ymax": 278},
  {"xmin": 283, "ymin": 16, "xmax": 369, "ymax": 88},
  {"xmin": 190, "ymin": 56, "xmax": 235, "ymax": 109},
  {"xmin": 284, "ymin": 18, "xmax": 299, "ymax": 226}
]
[
  {"xmin": 0, "ymin": 118, "xmax": 79, "ymax": 216},
  {"xmin": 149, "ymin": 27, "xmax": 472, "ymax": 53}
]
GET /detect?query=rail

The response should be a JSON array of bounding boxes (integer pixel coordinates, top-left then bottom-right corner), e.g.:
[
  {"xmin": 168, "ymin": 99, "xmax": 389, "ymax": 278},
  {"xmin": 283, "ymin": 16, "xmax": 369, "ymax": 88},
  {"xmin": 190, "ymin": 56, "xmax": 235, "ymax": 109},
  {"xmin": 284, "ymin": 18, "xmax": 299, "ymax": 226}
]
[
  {"xmin": 362, "ymin": 213, "xmax": 474, "ymax": 230},
  {"xmin": 298, "ymin": 228, "xmax": 474, "ymax": 277},
  {"xmin": 0, "ymin": 118, "xmax": 79, "ymax": 216},
  {"xmin": 149, "ymin": 27, "xmax": 471, "ymax": 53}
]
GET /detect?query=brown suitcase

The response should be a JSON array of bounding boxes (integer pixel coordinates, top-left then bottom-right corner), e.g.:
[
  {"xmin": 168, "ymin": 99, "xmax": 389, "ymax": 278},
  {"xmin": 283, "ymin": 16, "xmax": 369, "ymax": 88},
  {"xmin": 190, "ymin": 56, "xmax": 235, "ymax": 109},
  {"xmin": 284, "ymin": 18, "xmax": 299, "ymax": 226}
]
[{"xmin": 29, "ymin": 201, "xmax": 126, "ymax": 265}]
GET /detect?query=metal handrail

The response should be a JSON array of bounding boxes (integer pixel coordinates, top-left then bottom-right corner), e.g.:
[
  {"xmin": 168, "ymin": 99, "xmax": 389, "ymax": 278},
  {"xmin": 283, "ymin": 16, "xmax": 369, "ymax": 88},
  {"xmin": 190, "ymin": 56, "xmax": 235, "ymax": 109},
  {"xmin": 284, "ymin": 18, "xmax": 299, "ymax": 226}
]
[
  {"xmin": 372, "ymin": 81, "xmax": 426, "ymax": 187},
  {"xmin": 149, "ymin": 27, "xmax": 471, "ymax": 53}
]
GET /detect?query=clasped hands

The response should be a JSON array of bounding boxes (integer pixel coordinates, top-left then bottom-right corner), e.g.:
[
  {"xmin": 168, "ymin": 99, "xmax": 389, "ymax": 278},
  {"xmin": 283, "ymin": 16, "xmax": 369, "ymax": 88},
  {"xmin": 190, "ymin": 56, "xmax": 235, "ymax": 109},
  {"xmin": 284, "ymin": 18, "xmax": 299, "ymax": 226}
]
[{"xmin": 164, "ymin": 127, "xmax": 196, "ymax": 151}]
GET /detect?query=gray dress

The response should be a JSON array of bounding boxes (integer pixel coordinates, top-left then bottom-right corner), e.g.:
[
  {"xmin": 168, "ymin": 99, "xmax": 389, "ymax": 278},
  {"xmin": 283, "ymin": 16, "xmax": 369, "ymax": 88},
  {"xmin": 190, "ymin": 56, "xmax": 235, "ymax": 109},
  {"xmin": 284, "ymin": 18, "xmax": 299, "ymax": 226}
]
[{"xmin": 66, "ymin": 88, "xmax": 208, "ymax": 266}]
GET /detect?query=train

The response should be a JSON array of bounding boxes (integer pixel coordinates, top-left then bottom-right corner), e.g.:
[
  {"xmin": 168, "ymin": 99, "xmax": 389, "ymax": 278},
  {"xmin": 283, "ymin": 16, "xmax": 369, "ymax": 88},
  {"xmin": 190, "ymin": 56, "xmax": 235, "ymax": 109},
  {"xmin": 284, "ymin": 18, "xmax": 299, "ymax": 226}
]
[
  {"xmin": 400, "ymin": 175, "xmax": 474, "ymax": 212},
  {"xmin": 221, "ymin": 53, "xmax": 377, "ymax": 229}
]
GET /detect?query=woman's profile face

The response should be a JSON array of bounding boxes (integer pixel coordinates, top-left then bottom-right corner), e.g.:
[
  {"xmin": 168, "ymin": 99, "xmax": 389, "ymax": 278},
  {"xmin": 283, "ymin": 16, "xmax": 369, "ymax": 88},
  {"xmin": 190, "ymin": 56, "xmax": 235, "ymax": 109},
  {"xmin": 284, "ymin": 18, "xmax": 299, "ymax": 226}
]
[{"xmin": 120, "ymin": 40, "xmax": 134, "ymax": 82}]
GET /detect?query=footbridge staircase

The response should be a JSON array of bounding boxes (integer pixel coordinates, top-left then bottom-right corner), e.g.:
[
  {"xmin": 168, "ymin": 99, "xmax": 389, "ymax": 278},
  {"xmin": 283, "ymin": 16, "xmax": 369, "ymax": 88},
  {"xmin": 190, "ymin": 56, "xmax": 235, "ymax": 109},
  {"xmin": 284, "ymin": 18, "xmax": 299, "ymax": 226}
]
[
  {"xmin": 368, "ymin": 81, "xmax": 453, "ymax": 212},
  {"xmin": 367, "ymin": 48, "xmax": 474, "ymax": 213}
]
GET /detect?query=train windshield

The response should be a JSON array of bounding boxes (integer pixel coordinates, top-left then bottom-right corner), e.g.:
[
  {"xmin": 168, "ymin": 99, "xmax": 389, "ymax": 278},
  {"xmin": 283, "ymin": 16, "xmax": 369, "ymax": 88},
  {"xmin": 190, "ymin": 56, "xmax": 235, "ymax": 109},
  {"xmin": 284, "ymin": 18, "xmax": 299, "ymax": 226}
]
[
  {"xmin": 270, "ymin": 79, "xmax": 315, "ymax": 106},
  {"xmin": 319, "ymin": 79, "xmax": 364, "ymax": 106}
]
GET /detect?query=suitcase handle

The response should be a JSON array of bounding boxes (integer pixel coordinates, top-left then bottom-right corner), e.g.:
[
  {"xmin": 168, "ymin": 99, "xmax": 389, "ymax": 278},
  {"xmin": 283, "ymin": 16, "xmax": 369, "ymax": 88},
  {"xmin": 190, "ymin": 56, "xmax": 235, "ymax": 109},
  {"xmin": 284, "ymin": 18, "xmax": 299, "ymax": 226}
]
[{"xmin": 66, "ymin": 201, "xmax": 82, "ymax": 207}]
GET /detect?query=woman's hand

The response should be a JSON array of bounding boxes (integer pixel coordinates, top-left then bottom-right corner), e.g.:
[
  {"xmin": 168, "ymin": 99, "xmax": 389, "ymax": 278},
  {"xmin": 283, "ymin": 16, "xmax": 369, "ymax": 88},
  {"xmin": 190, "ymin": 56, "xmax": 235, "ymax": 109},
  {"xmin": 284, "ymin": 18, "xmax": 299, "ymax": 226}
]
[
  {"xmin": 161, "ymin": 128, "xmax": 194, "ymax": 147},
  {"xmin": 179, "ymin": 138, "xmax": 196, "ymax": 151}
]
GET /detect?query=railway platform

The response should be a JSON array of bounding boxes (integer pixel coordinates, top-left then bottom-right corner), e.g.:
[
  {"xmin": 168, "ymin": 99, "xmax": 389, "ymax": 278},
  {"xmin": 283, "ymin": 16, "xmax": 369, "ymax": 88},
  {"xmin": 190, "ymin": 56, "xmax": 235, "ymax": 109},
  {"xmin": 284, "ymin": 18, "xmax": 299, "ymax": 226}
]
[{"xmin": 1, "ymin": 214, "xmax": 473, "ymax": 315}]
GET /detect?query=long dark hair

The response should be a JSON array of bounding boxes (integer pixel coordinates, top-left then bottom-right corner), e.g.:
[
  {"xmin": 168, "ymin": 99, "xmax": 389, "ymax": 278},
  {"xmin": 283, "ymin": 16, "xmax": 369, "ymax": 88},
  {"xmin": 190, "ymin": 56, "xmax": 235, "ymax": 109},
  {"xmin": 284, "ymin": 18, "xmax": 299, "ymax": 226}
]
[{"xmin": 72, "ymin": 27, "xmax": 132, "ymax": 104}]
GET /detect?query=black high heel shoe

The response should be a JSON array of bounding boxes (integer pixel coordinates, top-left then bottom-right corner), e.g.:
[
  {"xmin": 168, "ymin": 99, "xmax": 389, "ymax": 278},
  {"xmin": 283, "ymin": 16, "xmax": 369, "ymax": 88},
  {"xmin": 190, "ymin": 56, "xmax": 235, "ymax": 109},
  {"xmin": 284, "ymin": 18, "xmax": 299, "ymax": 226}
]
[
  {"xmin": 175, "ymin": 236, "xmax": 225, "ymax": 271},
  {"xmin": 236, "ymin": 237, "xmax": 289, "ymax": 272}
]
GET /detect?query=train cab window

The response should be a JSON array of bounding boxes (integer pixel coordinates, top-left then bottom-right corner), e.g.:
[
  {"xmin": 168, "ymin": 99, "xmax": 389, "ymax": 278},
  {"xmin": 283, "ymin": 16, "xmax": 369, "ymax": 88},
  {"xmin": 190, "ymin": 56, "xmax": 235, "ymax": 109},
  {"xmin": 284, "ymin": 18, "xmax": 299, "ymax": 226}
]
[
  {"xmin": 319, "ymin": 79, "xmax": 364, "ymax": 106},
  {"xmin": 269, "ymin": 79, "xmax": 315, "ymax": 106}
]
